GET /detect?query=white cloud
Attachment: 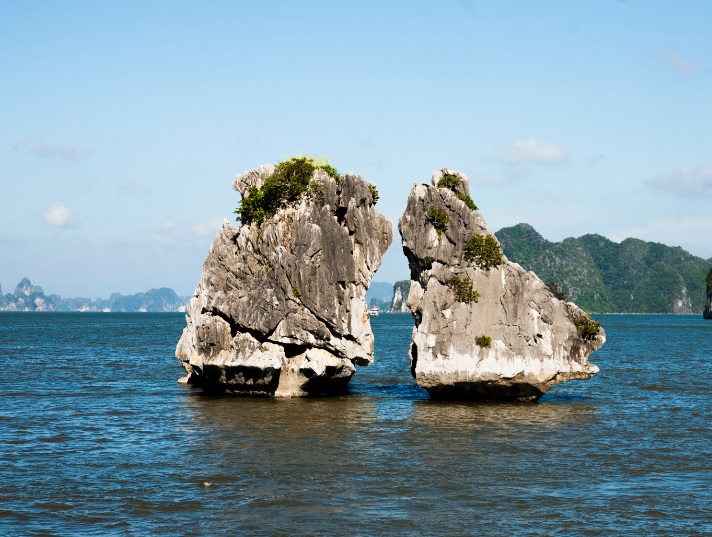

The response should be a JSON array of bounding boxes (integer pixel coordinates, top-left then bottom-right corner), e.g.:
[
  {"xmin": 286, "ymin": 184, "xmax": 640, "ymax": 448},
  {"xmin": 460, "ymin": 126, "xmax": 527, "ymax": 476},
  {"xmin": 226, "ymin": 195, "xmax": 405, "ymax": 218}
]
[
  {"xmin": 650, "ymin": 162, "xmax": 712, "ymax": 196},
  {"xmin": 497, "ymin": 138, "xmax": 568, "ymax": 164},
  {"xmin": 11, "ymin": 134, "xmax": 88, "ymax": 159},
  {"xmin": 666, "ymin": 49, "xmax": 710, "ymax": 75},
  {"xmin": 43, "ymin": 202, "xmax": 74, "ymax": 228},
  {"xmin": 607, "ymin": 217, "xmax": 712, "ymax": 259}
]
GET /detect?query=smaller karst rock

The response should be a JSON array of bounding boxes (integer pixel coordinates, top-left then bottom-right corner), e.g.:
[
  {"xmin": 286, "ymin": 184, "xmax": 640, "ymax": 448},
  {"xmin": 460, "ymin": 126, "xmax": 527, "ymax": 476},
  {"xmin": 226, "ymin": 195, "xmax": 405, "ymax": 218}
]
[
  {"xmin": 176, "ymin": 158, "xmax": 393, "ymax": 396},
  {"xmin": 704, "ymin": 267, "xmax": 712, "ymax": 320},
  {"xmin": 389, "ymin": 280, "xmax": 410, "ymax": 313},
  {"xmin": 398, "ymin": 169, "xmax": 605, "ymax": 401}
]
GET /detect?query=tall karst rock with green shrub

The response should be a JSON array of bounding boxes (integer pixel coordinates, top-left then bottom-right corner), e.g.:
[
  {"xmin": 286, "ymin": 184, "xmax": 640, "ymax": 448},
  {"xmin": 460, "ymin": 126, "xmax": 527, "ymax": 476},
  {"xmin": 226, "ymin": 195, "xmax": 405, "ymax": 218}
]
[
  {"xmin": 176, "ymin": 158, "xmax": 393, "ymax": 396},
  {"xmin": 399, "ymin": 168, "xmax": 605, "ymax": 401},
  {"xmin": 389, "ymin": 280, "xmax": 411, "ymax": 313}
]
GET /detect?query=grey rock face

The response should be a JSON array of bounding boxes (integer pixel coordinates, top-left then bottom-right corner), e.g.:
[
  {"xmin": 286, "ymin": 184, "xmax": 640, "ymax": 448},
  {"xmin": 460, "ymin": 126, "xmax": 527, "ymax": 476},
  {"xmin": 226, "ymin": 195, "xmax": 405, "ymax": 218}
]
[
  {"xmin": 176, "ymin": 165, "xmax": 393, "ymax": 396},
  {"xmin": 399, "ymin": 169, "xmax": 605, "ymax": 401}
]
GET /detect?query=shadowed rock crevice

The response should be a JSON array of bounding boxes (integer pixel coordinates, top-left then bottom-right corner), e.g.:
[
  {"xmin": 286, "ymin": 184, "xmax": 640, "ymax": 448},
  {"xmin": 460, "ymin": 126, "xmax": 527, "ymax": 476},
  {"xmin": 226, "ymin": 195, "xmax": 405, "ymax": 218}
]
[
  {"xmin": 398, "ymin": 168, "xmax": 605, "ymax": 402},
  {"xmin": 176, "ymin": 160, "xmax": 393, "ymax": 396}
]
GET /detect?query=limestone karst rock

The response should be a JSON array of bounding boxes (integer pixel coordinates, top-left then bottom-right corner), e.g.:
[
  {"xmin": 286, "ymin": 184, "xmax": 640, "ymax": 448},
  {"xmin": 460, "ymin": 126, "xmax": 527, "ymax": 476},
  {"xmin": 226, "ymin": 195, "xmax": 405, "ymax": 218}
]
[
  {"xmin": 398, "ymin": 168, "xmax": 605, "ymax": 401},
  {"xmin": 0, "ymin": 278, "xmax": 56, "ymax": 311},
  {"xmin": 389, "ymin": 280, "xmax": 410, "ymax": 313},
  {"xmin": 176, "ymin": 159, "xmax": 393, "ymax": 396},
  {"xmin": 704, "ymin": 267, "xmax": 712, "ymax": 319}
]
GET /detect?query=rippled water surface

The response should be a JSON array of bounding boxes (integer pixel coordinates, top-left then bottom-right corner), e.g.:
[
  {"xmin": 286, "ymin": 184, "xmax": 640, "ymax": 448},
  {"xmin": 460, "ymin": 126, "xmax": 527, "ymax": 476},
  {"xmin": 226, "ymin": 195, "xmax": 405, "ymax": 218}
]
[{"xmin": 1, "ymin": 313, "xmax": 710, "ymax": 536}]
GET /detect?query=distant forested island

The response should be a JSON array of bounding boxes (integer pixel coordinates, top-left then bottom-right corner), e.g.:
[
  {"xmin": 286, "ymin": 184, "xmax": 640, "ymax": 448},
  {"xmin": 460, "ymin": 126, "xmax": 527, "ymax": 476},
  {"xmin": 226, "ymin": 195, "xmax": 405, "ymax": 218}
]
[
  {"xmin": 6, "ymin": 224, "xmax": 711, "ymax": 315},
  {"xmin": 0, "ymin": 278, "xmax": 189, "ymax": 312},
  {"xmin": 495, "ymin": 223, "xmax": 712, "ymax": 314}
]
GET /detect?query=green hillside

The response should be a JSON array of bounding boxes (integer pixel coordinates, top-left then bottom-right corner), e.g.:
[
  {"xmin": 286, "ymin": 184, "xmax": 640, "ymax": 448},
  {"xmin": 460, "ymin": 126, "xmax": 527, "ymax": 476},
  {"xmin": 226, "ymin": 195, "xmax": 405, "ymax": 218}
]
[{"xmin": 495, "ymin": 223, "xmax": 711, "ymax": 314}]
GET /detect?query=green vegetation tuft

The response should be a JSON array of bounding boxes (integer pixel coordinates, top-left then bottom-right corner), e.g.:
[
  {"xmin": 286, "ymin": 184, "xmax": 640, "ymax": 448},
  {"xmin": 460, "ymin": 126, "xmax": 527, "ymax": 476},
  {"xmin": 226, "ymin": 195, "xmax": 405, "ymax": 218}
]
[
  {"xmin": 437, "ymin": 173, "xmax": 461, "ymax": 190},
  {"xmin": 475, "ymin": 335, "xmax": 492, "ymax": 348},
  {"xmin": 464, "ymin": 234, "xmax": 504, "ymax": 271},
  {"xmin": 546, "ymin": 281, "xmax": 568, "ymax": 301},
  {"xmin": 456, "ymin": 193, "xmax": 478, "ymax": 211},
  {"xmin": 447, "ymin": 275, "xmax": 480, "ymax": 304},
  {"xmin": 707, "ymin": 267, "xmax": 712, "ymax": 294},
  {"xmin": 235, "ymin": 157, "xmax": 339, "ymax": 226},
  {"xmin": 292, "ymin": 286, "xmax": 302, "ymax": 298},
  {"xmin": 426, "ymin": 205, "xmax": 449, "ymax": 237},
  {"xmin": 437, "ymin": 173, "xmax": 477, "ymax": 211},
  {"xmin": 575, "ymin": 314, "xmax": 600, "ymax": 340},
  {"xmin": 368, "ymin": 182, "xmax": 379, "ymax": 204}
]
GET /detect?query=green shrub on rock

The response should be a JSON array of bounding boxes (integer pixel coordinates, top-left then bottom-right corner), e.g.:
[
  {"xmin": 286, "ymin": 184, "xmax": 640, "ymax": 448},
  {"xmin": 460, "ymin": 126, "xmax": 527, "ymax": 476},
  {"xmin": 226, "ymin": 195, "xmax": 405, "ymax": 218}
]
[
  {"xmin": 437, "ymin": 173, "xmax": 461, "ymax": 191},
  {"xmin": 437, "ymin": 173, "xmax": 477, "ymax": 211},
  {"xmin": 447, "ymin": 275, "xmax": 480, "ymax": 303},
  {"xmin": 575, "ymin": 314, "xmax": 600, "ymax": 340},
  {"xmin": 368, "ymin": 182, "xmax": 379, "ymax": 204},
  {"xmin": 464, "ymin": 234, "xmax": 504, "ymax": 271},
  {"xmin": 235, "ymin": 157, "xmax": 339, "ymax": 226},
  {"xmin": 475, "ymin": 335, "xmax": 492, "ymax": 348},
  {"xmin": 456, "ymin": 193, "xmax": 478, "ymax": 211},
  {"xmin": 426, "ymin": 205, "xmax": 449, "ymax": 237}
]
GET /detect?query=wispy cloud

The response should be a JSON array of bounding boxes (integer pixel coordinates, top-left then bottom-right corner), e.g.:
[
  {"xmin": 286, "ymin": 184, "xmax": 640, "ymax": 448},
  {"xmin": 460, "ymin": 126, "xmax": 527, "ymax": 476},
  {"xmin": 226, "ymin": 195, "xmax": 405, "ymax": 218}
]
[
  {"xmin": 587, "ymin": 153, "xmax": 606, "ymax": 168},
  {"xmin": 150, "ymin": 218, "xmax": 225, "ymax": 247},
  {"xmin": 650, "ymin": 162, "xmax": 712, "ymax": 196},
  {"xmin": 497, "ymin": 138, "xmax": 568, "ymax": 164},
  {"xmin": 12, "ymin": 134, "xmax": 88, "ymax": 159},
  {"xmin": 117, "ymin": 177, "xmax": 149, "ymax": 196},
  {"xmin": 665, "ymin": 49, "xmax": 710, "ymax": 75},
  {"xmin": 43, "ymin": 202, "xmax": 74, "ymax": 228}
]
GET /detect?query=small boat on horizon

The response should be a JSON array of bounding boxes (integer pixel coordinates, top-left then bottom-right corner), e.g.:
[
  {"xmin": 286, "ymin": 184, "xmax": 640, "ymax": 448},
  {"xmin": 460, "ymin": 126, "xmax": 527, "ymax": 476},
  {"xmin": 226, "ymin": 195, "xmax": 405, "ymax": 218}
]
[{"xmin": 368, "ymin": 306, "xmax": 380, "ymax": 316}]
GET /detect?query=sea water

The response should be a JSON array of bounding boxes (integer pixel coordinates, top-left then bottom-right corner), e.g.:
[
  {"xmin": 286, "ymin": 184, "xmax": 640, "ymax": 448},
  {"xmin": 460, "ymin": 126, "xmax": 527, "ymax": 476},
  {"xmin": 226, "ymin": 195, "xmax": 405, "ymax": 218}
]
[{"xmin": 0, "ymin": 313, "xmax": 710, "ymax": 536}]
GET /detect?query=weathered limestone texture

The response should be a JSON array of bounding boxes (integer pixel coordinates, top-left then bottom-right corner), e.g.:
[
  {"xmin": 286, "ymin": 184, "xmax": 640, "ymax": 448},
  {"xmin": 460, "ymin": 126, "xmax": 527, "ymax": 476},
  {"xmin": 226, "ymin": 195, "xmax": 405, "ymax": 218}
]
[
  {"xmin": 703, "ymin": 267, "xmax": 712, "ymax": 319},
  {"xmin": 399, "ymin": 168, "xmax": 605, "ymax": 401},
  {"xmin": 176, "ymin": 163, "xmax": 393, "ymax": 396}
]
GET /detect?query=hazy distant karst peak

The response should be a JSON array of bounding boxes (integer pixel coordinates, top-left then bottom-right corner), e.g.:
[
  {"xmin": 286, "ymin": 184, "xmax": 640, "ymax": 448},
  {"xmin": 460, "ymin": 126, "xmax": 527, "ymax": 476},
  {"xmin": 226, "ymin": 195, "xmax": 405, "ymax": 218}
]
[
  {"xmin": 0, "ymin": 277, "xmax": 55, "ymax": 312},
  {"xmin": 14, "ymin": 277, "xmax": 44, "ymax": 298},
  {"xmin": 398, "ymin": 168, "xmax": 604, "ymax": 401},
  {"xmin": 0, "ymin": 277, "xmax": 187, "ymax": 312},
  {"xmin": 176, "ymin": 158, "xmax": 393, "ymax": 396}
]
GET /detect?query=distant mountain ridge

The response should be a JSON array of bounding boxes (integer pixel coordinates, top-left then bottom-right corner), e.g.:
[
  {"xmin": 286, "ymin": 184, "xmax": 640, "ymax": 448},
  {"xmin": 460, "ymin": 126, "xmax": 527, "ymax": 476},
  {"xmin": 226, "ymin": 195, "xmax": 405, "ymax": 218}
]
[
  {"xmin": 0, "ymin": 278, "xmax": 189, "ymax": 312},
  {"xmin": 495, "ymin": 223, "xmax": 712, "ymax": 314}
]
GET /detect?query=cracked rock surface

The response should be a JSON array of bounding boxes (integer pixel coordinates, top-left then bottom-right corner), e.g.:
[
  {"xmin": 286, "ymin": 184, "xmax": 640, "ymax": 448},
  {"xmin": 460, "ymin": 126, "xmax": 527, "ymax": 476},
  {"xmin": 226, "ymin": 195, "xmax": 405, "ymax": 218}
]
[
  {"xmin": 176, "ymin": 165, "xmax": 393, "ymax": 396},
  {"xmin": 399, "ymin": 169, "xmax": 605, "ymax": 401}
]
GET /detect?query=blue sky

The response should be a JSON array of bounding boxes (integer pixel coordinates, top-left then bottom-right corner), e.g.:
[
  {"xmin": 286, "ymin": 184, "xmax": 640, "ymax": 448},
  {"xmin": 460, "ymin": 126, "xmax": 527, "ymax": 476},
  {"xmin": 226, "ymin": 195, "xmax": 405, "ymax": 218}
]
[{"xmin": 2, "ymin": 0, "xmax": 711, "ymax": 298}]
